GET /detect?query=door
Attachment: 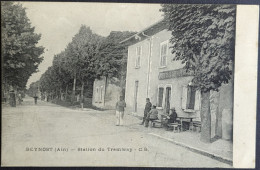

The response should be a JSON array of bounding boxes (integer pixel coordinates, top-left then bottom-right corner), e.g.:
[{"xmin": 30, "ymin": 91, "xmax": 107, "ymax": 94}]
[
  {"xmin": 165, "ymin": 87, "xmax": 171, "ymax": 114},
  {"xmin": 134, "ymin": 81, "xmax": 139, "ymax": 112}
]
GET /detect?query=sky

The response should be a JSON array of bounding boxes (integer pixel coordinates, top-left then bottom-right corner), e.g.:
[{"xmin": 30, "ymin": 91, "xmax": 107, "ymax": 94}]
[{"xmin": 21, "ymin": 2, "xmax": 163, "ymax": 88}]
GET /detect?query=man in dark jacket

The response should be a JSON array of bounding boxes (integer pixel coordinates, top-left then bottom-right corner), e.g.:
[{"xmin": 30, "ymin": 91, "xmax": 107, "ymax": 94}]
[{"xmin": 140, "ymin": 98, "xmax": 152, "ymax": 125}]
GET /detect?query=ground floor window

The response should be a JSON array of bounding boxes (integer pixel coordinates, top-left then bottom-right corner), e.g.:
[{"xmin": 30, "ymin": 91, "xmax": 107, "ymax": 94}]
[
  {"xmin": 157, "ymin": 87, "xmax": 164, "ymax": 107},
  {"xmin": 182, "ymin": 85, "xmax": 201, "ymax": 111},
  {"xmin": 187, "ymin": 85, "xmax": 196, "ymax": 109}
]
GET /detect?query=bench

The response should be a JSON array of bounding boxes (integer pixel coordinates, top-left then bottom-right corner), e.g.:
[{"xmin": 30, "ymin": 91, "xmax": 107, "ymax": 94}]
[{"xmin": 150, "ymin": 114, "xmax": 167, "ymax": 128}]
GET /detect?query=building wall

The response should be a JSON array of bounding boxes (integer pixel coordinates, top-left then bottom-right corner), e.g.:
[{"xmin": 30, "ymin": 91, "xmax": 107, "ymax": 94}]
[
  {"xmin": 125, "ymin": 39, "xmax": 151, "ymax": 115},
  {"xmin": 125, "ymin": 28, "xmax": 234, "ymax": 140},
  {"xmin": 92, "ymin": 77, "xmax": 122, "ymax": 109},
  {"xmin": 92, "ymin": 78, "xmax": 106, "ymax": 108}
]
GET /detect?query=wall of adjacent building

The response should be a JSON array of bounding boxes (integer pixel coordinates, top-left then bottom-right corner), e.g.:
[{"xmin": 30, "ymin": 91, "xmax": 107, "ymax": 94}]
[{"xmin": 92, "ymin": 77, "xmax": 122, "ymax": 109}]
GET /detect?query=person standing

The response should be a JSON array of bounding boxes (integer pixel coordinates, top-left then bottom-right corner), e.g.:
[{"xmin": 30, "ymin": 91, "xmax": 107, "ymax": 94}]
[
  {"xmin": 9, "ymin": 90, "xmax": 16, "ymax": 107},
  {"xmin": 33, "ymin": 95, "xmax": 38, "ymax": 105},
  {"xmin": 140, "ymin": 98, "xmax": 152, "ymax": 125},
  {"xmin": 115, "ymin": 96, "xmax": 126, "ymax": 126},
  {"xmin": 18, "ymin": 93, "xmax": 23, "ymax": 105}
]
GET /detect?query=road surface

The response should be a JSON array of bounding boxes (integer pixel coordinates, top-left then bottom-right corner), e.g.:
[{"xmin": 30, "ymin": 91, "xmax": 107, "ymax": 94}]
[{"xmin": 2, "ymin": 96, "xmax": 230, "ymax": 167}]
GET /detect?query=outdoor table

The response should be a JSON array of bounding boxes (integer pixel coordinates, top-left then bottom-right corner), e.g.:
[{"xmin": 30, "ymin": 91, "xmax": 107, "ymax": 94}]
[{"xmin": 177, "ymin": 116, "xmax": 197, "ymax": 131}]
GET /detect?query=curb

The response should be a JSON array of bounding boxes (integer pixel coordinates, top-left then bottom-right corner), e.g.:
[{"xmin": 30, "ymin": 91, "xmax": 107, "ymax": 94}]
[{"xmin": 149, "ymin": 133, "xmax": 233, "ymax": 166}]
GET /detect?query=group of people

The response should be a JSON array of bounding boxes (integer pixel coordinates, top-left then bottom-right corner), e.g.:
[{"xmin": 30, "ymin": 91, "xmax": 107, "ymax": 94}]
[{"xmin": 115, "ymin": 97, "xmax": 178, "ymax": 129}]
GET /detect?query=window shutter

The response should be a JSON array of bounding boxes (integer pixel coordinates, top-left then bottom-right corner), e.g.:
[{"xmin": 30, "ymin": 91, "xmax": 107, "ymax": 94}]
[
  {"xmin": 181, "ymin": 86, "xmax": 187, "ymax": 109},
  {"xmin": 194, "ymin": 90, "xmax": 201, "ymax": 110}
]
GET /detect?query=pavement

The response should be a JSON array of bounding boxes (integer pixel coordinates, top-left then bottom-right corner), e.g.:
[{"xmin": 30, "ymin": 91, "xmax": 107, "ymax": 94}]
[
  {"xmin": 124, "ymin": 113, "xmax": 233, "ymax": 165},
  {"xmin": 1, "ymin": 96, "xmax": 232, "ymax": 167}
]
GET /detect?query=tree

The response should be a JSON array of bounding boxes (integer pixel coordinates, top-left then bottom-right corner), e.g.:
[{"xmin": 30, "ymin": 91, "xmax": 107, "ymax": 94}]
[
  {"xmin": 65, "ymin": 25, "xmax": 103, "ymax": 104},
  {"xmin": 1, "ymin": 2, "xmax": 44, "ymax": 90},
  {"xmin": 27, "ymin": 80, "xmax": 40, "ymax": 97},
  {"xmin": 94, "ymin": 31, "xmax": 135, "ymax": 78},
  {"xmin": 94, "ymin": 31, "xmax": 136, "ymax": 88},
  {"xmin": 160, "ymin": 4, "xmax": 236, "ymax": 142}
]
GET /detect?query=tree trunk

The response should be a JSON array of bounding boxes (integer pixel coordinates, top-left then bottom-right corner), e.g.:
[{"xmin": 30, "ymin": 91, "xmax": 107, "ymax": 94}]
[
  {"xmin": 65, "ymin": 84, "xmax": 68, "ymax": 100},
  {"xmin": 81, "ymin": 81, "xmax": 84, "ymax": 109},
  {"xmin": 60, "ymin": 87, "xmax": 62, "ymax": 100},
  {"xmin": 72, "ymin": 72, "xmax": 76, "ymax": 101},
  {"xmin": 200, "ymin": 91, "xmax": 211, "ymax": 143}
]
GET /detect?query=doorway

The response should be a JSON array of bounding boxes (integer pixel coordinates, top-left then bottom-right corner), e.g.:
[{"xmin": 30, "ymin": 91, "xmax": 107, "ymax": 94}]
[
  {"xmin": 165, "ymin": 87, "xmax": 171, "ymax": 114},
  {"xmin": 134, "ymin": 81, "xmax": 139, "ymax": 112}
]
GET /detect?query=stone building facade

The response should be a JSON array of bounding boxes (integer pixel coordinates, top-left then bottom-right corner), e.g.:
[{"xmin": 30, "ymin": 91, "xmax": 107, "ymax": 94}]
[
  {"xmin": 92, "ymin": 77, "xmax": 123, "ymax": 109},
  {"xmin": 122, "ymin": 20, "xmax": 233, "ymax": 140}
]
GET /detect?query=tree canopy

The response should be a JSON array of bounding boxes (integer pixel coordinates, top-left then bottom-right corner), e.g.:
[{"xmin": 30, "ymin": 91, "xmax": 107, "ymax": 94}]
[
  {"xmin": 160, "ymin": 4, "xmax": 236, "ymax": 92},
  {"xmin": 94, "ymin": 31, "xmax": 136, "ymax": 79},
  {"xmin": 35, "ymin": 25, "xmax": 134, "ymax": 102},
  {"xmin": 2, "ymin": 2, "xmax": 44, "ymax": 90}
]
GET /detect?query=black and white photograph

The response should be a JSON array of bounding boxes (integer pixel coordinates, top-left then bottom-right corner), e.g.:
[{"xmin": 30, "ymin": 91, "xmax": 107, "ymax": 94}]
[{"xmin": 1, "ymin": 1, "xmax": 259, "ymax": 168}]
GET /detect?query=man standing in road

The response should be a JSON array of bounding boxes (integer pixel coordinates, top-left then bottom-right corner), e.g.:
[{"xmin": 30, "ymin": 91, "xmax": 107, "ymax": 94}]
[
  {"xmin": 140, "ymin": 98, "xmax": 152, "ymax": 125},
  {"xmin": 115, "ymin": 96, "xmax": 126, "ymax": 126},
  {"xmin": 33, "ymin": 95, "xmax": 38, "ymax": 105}
]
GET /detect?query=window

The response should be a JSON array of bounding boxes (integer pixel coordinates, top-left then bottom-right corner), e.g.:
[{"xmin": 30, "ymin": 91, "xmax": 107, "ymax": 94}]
[
  {"xmin": 160, "ymin": 41, "xmax": 168, "ymax": 67},
  {"xmin": 186, "ymin": 86, "xmax": 196, "ymax": 109},
  {"xmin": 158, "ymin": 87, "xmax": 164, "ymax": 107},
  {"xmin": 181, "ymin": 85, "xmax": 201, "ymax": 112},
  {"xmin": 135, "ymin": 46, "xmax": 141, "ymax": 68}
]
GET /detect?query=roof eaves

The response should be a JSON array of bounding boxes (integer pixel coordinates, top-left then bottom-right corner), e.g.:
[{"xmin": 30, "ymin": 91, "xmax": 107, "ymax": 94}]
[{"xmin": 120, "ymin": 18, "xmax": 166, "ymax": 44}]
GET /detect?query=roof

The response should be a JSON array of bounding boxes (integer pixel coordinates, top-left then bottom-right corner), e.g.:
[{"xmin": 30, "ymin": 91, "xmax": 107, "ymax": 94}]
[{"xmin": 120, "ymin": 19, "xmax": 168, "ymax": 45}]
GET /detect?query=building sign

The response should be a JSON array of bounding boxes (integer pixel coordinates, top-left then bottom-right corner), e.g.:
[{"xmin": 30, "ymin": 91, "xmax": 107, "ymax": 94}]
[{"xmin": 158, "ymin": 68, "xmax": 194, "ymax": 80}]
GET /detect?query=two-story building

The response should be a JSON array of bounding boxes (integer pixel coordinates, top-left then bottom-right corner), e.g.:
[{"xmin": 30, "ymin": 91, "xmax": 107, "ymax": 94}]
[{"xmin": 122, "ymin": 19, "xmax": 233, "ymax": 140}]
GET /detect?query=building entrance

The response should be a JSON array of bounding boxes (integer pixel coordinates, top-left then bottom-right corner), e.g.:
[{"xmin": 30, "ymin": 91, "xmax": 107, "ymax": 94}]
[
  {"xmin": 134, "ymin": 81, "xmax": 139, "ymax": 112},
  {"xmin": 165, "ymin": 87, "xmax": 171, "ymax": 114}
]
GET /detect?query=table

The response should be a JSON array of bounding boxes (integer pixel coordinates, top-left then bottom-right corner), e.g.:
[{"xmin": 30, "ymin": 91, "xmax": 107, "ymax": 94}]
[{"xmin": 177, "ymin": 116, "xmax": 197, "ymax": 131}]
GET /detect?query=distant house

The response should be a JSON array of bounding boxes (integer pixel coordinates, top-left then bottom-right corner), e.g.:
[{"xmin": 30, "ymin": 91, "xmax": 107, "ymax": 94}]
[
  {"xmin": 92, "ymin": 77, "xmax": 123, "ymax": 109},
  {"xmin": 121, "ymin": 19, "xmax": 234, "ymax": 140}
]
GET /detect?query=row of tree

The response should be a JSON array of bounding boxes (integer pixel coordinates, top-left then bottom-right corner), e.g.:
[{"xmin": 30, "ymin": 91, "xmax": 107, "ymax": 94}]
[
  {"xmin": 33, "ymin": 25, "xmax": 135, "ymax": 104},
  {"xmin": 2, "ymin": 2, "xmax": 44, "ymax": 95}
]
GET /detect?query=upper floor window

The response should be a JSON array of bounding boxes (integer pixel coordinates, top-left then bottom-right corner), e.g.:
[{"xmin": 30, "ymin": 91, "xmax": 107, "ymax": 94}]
[
  {"xmin": 135, "ymin": 46, "xmax": 141, "ymax": 68},
  {"xmin": 160, "ymin": 40, "xmax": 168, "ymax": 67}
]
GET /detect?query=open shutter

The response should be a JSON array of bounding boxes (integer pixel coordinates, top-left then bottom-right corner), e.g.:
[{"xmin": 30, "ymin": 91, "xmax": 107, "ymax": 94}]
[
  {"xmin": 181, "ymin": 86, "xmax": 187, "ymax": 109},
  {"xmin": 194, "ymin": 90, "xmax": 201, "ymax": 110}
]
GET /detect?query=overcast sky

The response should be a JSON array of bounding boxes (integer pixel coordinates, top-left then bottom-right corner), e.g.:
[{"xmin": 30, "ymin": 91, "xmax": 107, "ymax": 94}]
[{"xmin": 21, "ymin": 2, "xmax": 163, "ymax": 88}]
